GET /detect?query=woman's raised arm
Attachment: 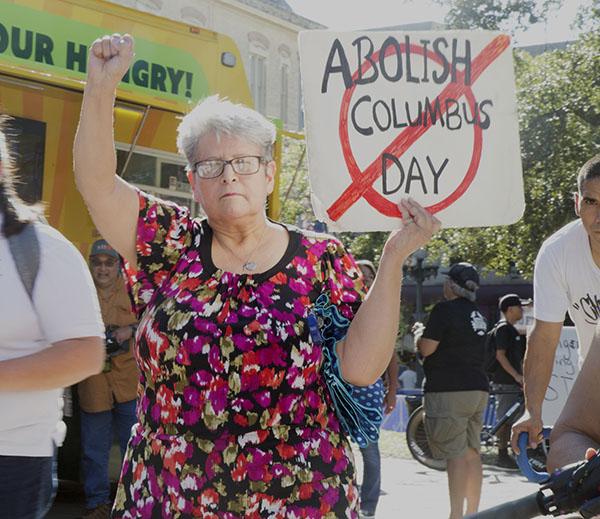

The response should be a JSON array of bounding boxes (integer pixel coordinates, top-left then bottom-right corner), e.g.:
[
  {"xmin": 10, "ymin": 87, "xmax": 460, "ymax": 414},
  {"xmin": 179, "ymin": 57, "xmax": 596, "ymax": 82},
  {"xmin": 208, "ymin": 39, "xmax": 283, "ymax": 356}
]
[{"xmin": 74, "ymin": 34, "xmax": 138, "ymax": 265}]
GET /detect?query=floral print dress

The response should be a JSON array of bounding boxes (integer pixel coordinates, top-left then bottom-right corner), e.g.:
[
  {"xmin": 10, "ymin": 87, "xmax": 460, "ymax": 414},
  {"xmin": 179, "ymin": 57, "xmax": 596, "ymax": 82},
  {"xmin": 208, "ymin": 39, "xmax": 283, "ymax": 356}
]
[{"xmin": 113, "ymin": 191, "xmax": 366, "ymax": 518}]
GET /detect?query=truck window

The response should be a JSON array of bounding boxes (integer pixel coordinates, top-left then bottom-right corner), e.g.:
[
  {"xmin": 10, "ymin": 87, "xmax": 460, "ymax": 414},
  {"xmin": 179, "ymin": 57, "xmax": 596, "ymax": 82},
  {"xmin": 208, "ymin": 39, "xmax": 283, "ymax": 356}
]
[
  {"xmin": 160, "ymin": 162, "xmax": 189, "ymax": 191},
  {"xmin": 117, "ymin": 150, "xmax": 156, "ymax": 186},
  {"xmin": 116, "ymin": 146, "xmax": 202, "ymax": 217}
]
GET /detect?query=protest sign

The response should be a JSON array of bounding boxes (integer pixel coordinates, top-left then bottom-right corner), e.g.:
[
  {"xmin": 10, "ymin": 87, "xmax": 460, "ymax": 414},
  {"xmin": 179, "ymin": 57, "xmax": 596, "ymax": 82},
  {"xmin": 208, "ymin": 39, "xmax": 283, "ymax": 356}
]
[
  {"xmin": 298, "ymin": 30, "xmax": 525, "ymax": 231},
  {"xmin": 542, "ymin": 327, "xmax": 579, "ymax": 425}
]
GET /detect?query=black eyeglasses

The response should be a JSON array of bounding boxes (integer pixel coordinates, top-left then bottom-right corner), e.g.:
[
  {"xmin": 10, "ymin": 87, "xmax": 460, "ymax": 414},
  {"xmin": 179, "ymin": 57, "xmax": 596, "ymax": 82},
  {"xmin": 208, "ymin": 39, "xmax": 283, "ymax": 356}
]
[{"xmin": 192, "ymin": 155, "xmax": 267, "ymax": 179}]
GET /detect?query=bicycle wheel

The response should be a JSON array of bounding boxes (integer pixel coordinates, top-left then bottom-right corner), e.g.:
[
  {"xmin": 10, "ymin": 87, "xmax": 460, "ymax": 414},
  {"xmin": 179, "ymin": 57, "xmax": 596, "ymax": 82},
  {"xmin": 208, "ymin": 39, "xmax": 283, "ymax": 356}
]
[{"xmin": 405, "ymin": 406, "xmax": 447, "ymax": 471}]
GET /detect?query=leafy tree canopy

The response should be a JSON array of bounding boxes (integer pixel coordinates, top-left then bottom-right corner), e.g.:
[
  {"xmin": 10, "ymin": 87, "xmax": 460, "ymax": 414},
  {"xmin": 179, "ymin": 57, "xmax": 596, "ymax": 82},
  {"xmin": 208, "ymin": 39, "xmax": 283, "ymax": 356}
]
[
  {"xmin": 434, "ymin": 0, "xmax": 563, "ymax": 32},
  {"xmin": 428, "ymin": 25, "xmax": 599, "ymax": 277}
]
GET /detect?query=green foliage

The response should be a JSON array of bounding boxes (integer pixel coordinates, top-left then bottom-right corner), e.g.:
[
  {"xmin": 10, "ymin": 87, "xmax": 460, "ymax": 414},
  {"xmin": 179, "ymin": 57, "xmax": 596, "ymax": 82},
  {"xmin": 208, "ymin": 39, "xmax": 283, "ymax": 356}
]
[
  {"xmin": 572, "ymin": 4, "xmax": 600, "ymax": 31},
  {"xmin": 428, "ymin": 28, "xmax": 600, "ymax": 277},
  {"xmin": 278, "ymin": 136, "xmax": 312, "ymax": 226},
  {"xmin": 436, "ymin": 0, "xmax": 563, "ymax": 32},
  {"xmin": 338, "ymin": 231, "xmax": 388, "ymax": 264}
]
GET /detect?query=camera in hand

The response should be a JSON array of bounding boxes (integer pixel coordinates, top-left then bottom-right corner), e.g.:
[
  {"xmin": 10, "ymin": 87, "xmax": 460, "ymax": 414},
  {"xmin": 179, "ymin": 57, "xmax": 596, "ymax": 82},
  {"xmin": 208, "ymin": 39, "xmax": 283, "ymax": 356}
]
[{"xmin": 104, "ymin": 325, "xmax": 129, "ymax": 357}]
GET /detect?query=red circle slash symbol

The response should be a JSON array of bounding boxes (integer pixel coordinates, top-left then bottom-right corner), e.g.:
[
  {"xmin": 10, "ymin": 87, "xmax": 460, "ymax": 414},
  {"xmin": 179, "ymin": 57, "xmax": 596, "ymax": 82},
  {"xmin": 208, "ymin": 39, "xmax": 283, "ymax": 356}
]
[{"xmin": 327, "ymin": 34, "xmax": 510, "ymax": 222}]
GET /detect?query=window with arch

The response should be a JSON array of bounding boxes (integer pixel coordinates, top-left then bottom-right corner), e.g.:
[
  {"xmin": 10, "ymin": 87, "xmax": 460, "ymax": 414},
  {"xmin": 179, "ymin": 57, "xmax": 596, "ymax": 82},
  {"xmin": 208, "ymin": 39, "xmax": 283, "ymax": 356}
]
[{"xmin": 248, "ymin": 32, "xmax": 269, "ymax": 114}]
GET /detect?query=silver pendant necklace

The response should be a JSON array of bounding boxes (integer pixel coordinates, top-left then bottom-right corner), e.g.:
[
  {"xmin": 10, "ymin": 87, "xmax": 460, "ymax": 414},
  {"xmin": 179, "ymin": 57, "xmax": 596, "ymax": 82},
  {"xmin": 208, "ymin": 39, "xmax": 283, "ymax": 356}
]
[
  {"xmin": 215, "ymin": 224, "xmax": 268, "ymax": 273},
  {"xmin": 242, "ymin": 260, "xmax": 257, "ymax": 272}
]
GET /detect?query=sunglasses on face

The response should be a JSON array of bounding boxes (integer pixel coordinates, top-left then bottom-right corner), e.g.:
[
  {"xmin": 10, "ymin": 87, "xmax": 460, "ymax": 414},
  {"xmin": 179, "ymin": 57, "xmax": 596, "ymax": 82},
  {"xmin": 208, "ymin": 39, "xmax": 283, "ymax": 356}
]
[{"xmin": 91, "ymin": 258, "xmax": 118, "ymax": 268}]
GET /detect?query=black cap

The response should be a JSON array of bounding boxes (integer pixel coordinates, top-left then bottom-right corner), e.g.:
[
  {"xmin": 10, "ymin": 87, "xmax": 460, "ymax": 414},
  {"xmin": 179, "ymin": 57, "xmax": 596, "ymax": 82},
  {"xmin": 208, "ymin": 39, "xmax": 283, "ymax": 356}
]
[
  {"xmin": 446, "ymin": 262, "xmax": 479, "ymax": 290},
  {"xmin": 499, "ymin": 293, "xmax": 530, "ymax": 313},
  {"xmin": 89, "ymin": 239, "xmax": 119, "ymax": 259}
]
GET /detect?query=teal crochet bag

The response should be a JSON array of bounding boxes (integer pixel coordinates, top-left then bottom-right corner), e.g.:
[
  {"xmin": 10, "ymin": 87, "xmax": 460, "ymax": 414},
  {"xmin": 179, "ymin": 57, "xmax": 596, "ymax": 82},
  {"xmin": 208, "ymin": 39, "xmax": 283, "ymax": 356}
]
[{"xmin": 307, "ymin": 293, "xmax": 384, "ymax": 447}]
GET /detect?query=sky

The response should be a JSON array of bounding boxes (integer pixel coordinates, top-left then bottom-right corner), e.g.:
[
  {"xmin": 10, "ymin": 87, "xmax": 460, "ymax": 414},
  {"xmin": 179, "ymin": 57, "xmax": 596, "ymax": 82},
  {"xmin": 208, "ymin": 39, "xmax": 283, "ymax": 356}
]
[{"xmin": 285, "ymin": 0, "xmax": 590, "ymax": 46}]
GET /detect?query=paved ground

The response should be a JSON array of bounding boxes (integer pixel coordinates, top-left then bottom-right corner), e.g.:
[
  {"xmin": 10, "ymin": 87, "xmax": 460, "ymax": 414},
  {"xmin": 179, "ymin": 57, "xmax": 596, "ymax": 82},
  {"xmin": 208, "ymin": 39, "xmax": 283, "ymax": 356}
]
[
  {"xmin": 48, "ymin": 452, "xmax": 581, "ymax": 518},
  {"xmin": 357, "ymin": 454, "xmax": 544, "ymax": 518}
]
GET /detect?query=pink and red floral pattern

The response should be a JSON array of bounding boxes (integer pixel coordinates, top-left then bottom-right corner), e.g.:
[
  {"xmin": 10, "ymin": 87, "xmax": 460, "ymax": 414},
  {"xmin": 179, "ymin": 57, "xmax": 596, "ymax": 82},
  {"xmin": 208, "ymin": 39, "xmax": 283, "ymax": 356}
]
[{"xmin": 113, "ymin": 192, "xmax": 365, "ymax": 518}]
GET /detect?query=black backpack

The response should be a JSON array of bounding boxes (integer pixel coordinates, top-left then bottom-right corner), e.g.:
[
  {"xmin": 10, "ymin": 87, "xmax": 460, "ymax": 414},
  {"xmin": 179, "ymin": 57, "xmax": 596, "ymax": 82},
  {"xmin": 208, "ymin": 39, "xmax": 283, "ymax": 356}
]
[{"xmin": 483, "ymin": 322, "xmax": 501, "ymax": 374}]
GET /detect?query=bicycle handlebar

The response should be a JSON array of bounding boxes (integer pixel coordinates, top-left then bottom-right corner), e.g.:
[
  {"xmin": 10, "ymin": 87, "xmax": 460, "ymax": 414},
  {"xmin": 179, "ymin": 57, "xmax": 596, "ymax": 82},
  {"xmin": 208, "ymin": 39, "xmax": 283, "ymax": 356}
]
[
  {"xmin": 468, "ymin": 443, "xmax": 600, "ymax": 518},
  {"xmin": 516, "ymin": 429, "xmax": 552, "ymax": 483},
  {"xmin": 465, "ymin": 493, "xmax": 543, "ymax": 519}
]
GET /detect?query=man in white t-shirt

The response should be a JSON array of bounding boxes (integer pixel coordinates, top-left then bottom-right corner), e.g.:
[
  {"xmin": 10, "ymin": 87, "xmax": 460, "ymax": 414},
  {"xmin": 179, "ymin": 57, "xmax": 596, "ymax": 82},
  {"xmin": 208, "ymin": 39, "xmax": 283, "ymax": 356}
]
[
  {"xmin": 0, "ymin": 125, "xmax": 105, "ymax": 518},
  {"xmin": 512, "ymin": 154, "xmax": 600, "ymax": 454}
]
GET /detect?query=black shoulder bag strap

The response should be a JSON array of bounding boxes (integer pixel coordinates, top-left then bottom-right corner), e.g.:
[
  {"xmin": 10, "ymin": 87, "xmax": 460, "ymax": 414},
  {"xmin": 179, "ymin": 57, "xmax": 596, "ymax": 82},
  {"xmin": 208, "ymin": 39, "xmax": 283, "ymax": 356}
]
[{"xmin": 8, "ymin": 223, "xmax": 40, "ymax": 304}]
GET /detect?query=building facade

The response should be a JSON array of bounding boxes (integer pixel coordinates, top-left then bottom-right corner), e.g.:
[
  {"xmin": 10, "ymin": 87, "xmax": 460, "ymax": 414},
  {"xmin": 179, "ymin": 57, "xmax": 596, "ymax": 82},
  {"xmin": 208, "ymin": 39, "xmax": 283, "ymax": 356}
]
[{"xmin": 110, "ymin": 0, "xmax": 323, "ymax": 131}]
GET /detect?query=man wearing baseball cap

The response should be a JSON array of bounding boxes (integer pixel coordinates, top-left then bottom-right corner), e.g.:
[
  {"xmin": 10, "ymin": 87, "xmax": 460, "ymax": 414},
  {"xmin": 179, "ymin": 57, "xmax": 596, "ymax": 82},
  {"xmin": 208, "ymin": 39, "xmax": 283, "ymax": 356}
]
[
  {"xmin": 415, "ymin": 262, "xmax": 488, "ymax": 519},
  {"xmin": 445, "ymin": 262, "xmax": 481, "ymax": 292},
  {"xmin": 78, "ymin": 239, "xmax": 138, "ymax": 518},
  {"xmin": 490, "ymin": 294, "xmax": 528, "ymax": 469}
]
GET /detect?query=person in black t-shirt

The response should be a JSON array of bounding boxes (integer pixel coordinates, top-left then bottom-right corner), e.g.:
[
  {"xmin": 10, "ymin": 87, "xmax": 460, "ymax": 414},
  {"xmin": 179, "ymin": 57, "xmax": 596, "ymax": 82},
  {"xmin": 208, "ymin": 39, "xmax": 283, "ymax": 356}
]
[
  {"xmin": 491, "ymin": 293, "xmax": 527, "ymax": 468},
  {"xmin": 415, "ymin": 262, "xmax": 488, "ymax": 519}
]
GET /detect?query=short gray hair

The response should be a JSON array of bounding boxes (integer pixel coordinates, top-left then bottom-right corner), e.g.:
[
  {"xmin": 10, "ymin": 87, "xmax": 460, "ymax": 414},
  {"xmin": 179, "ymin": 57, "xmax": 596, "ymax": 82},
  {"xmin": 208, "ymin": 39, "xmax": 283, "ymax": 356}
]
[{"xmin": 176, "ymin": 95, "xmax": 276, "ymax": 167}]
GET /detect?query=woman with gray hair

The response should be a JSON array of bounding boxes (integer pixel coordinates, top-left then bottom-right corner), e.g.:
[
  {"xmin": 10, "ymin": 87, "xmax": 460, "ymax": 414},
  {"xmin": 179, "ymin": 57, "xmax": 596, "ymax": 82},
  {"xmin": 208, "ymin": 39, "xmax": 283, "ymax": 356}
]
[
  {"xmin": 74, "ymin": 34, "xmax": 440, "ymax": 517},
  {"xmin": 415, "ymin": 262, "xmax": 489, "ymax": 519}
]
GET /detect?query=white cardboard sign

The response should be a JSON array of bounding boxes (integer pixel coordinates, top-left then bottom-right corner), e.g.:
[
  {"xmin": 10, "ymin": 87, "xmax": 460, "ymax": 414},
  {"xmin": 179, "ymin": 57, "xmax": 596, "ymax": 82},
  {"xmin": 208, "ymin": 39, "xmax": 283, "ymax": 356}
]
[
  {"xmin": 298, "ymin": 30, "xmax": 525, "ymax": 231},
  {"xmin": 542, "ymin": 327, "xmax": 579, "ymax": 425}
]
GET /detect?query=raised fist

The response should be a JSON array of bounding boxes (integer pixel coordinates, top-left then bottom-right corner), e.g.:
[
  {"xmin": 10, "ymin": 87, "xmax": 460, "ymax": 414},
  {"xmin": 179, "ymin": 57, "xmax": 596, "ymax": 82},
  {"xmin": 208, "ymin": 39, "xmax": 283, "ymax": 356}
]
[{"xmin": 87, "ymin": 33, "xmax": 135, "ymax": 91}]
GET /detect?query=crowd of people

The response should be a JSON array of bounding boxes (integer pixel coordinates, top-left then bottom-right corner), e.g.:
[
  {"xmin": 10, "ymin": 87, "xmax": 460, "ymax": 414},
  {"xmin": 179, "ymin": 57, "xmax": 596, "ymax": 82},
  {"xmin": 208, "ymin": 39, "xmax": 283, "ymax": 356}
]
[{"xmin": 0, "ymin": 30, "xmax": 599, "ymax": 519}]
